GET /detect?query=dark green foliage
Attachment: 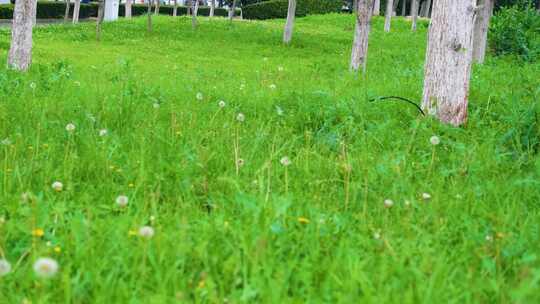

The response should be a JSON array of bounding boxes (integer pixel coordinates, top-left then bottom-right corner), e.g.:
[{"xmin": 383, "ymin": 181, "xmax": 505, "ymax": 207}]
[
  {"xmin": 489, "ymin": 4, "xmax": 540, "ymax": 61},
  {"xmin": 243, "ymin": 0, "xmax": 342, "ymax": 20}
]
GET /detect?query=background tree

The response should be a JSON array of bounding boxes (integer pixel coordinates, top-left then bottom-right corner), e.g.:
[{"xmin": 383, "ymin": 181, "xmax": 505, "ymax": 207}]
[
  {"xmin": 147, "ymin": 0, "xmax": 153, "ymax": 32},
  {"xmin": 473, "ymin": 0, "xmax": 494, "ymax": 63},
  {"xmin": 192, "ymin": 0, "xmax": 199, "ymax": 28},
  {"xmin": 126, "ymin": 0, "xmax": 133, "ymax": 18},
  {"xmin": 155, "ymin": 0, "xmax": 160, "ymax": 14},
  {"xmin": 229, "ymin": 0, "xmax": 238, "ymax": 21},
  {"xmin": 411, "ymin": 0, "xmax": 418, "ymax": 30},
  {"xmin": 210, "ymin": 0, "xmax": 216, "ymax": 17},
  {"xmin": 64, "ymin": 0, "xmax": 71, "ymax": 22},
  {"xmin": 350, "ymin": 0, "xmax": 373, "ymax": 73},
  {"xmin": 384, "ymin": 0, "xmax": 393, "ymax": 32},
  {"xmin": 73, "ymin": 0, "xmax": 81, "ymax": 23},
  {"xmin": 401, "ymin": 0, "xmax": 407, "ymax": 16},
  {"xmin": 422, "ymin": 0, "xmax": 476, "ymax": 126},
  {"xmin": 96, "ymin": 0, "xmax": 105, "ymax": 41},
  {"xmin": 8, "ymin": 0, "xmax": 36, "ymax": 71},
  {"xmin": 373, "ymin": 0, "xmax": 380, "ymax": 15},
  {"xmin": 283, "ymin": 0, "xmax": 297, "ymax": 44}
]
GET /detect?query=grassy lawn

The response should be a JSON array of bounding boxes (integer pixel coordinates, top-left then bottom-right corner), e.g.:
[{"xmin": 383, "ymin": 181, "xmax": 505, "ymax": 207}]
[{"xmin": 0, "ymin": 14, "xmax": 539, "ymax": 303}]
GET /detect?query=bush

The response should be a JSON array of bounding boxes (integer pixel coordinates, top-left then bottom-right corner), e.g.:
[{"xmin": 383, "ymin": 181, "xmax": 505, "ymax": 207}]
[
  {"xmin": 489, "ymin": 4, "xmax": 540, "ymax": 61},
  {"xmin": 243, "ymin": 0, "xmax": 342, "ymax": 20}
]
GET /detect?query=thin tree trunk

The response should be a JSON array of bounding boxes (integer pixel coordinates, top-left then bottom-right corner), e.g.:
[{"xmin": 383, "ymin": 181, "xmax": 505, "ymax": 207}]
[
  {"xmin": 186, "ymin": 0, "xmax": 191, "ymax": 16},
  {"xmin": 7, "ymin": 0, "xmax": 36, "ymax": 71},
  {"xmin": 126, "ymin": 0, "xmax": 132, "ymax": 18},
  {"xmin": 472, "ymin": 0, "xmax": 494, "ymax": 64},
  {"xmin": 411, "ymin": 0, "xmax": 418, "ymax": 31},
  {"xmin": 425, "ymin": 0, "xmax": 431, "ymax": 17},
  {"xmin": 173, "ymin": 0, "xmax": 178, "ymax": 16},
  {"xmin": 147, "ymin": 0, "xmax": 153, "ymax": 32},
  {"xmin": 401, "ymin": 0, "xmax": 406, "ymax": 16},
  {"xmin": 353, "ymin": 0, "xmax": 358, "ymax": 12},
  {"xmin": 419, "ymin": 0, "xmax": 426, "ymax": 17},
  {"xmin": 350, "ymin": 0, "xmax": 373, "ymax": 73},
  {"xmin": 421, "ymin": 0, "xmax": 431, "ymax": 17},
  {"xmin": 96, "ymin": 0, "xmax": 104, "ymax": 41},
  {"xmin": 393, "ymin": 0, "xmax": 399, "ymax": 15},
  {"xmin": 228, "ymin": 0, "xmax": 237, "ymax": 21},
  {"xmin": 155, "ymin": 0, "xmax": 160, "ymax": 15},
  {"xmin": 73, "ymin": 0, "xmax": 81, "ymax": 23},
  {"xmin": 422, "ymin": 0, "xmax": 476, "ymax": 126},
  {"xmin": 384, "ymin": 0, "xmax": 393, "ymax": 32},
  {"xmin": 210, "ymin": 0, "xmax": 215, "ymax": 17},
  {"xmin": 283, "ymin": 0, "xmax": 296, "ymax": 44},
  {"xmin": 192, "ymin": 0, "xmax": 199, "ymax": 28},
  {"xmin": 64, "ymin": 0, "xmax": 71, "ymax": 22},
  {"xmin": 373, "ymin": 0, "xmax": 380, "ymax": 15}
]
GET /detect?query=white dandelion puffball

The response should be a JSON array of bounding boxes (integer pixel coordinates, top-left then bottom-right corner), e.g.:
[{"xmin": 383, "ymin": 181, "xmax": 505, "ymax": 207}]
[
  {"xmin": 116, "ymin": 195, "xmax": 129, "ymax": 208},
  {"xmin": 269, "ymin": 84, "xmax": 277, "ymax": 90},
  {"xmin": 65, "ymin": 123, "xmax": 76, "ymax": 132},
  {"xmin": 152, "ymin": 103, "xmax": 160, "ymax": 109},
  {"xmin": 33, "ymin": 257, "xmax": 59, "ymax": 278},
  {"xmin": 236, "ymin": 113, "xmax": 245, "ymax": 123},
  {"xmin": 237, "ymin": 158, "xmax": 245, "ymax": 167},
  {"xmin": 485, "ymin": 235, "xmax": 493, "ymax": 242},
  {"xmin": 30, "ymin": 82, "xmax": 37, "ymax": 90},
  {"xmin": 373, "ymin": 232, "xmax": 381, "ymax": 240},
  {"xmin": 428, "ymin": 107, "xmax": 437, "ymax": 116},
  {"xmin": 138, "ymin": 226, "xmax": 155, "ymax": 239},
  {"xmin": 404, "ymin": 200, "xmax": 411, "ymax": 206},
  {"xmin": 430, "ymin": 136, "xmax": 440, "ymax": 146},
  {"xmin": 51, "ymin": 181, "xmax": 63, "ymax": 192},
  {"xmin": 276, "ymin": 106, "xmax": 284, "ymax": 116},
  {"xmin": 422, "ymin": 193, "xmax": 432, "ymax": 200},
  {"xmin": 218, "ymin": 100, "xmax": 226, "ymax": 108},
  {"xmin": 0, "ymin": 259, "xmax": 11, "ymax": 276},
  {"xmin": 384, "ymin": 199, "xmax": 394, "ymax": 208},
  {"xmin": 280, "ymin": 156, "xmax": 292, "ymax": 167},
  {"xmin": 99, "ymin": 129, "xmax": 108, "ymax": 137},
  {"xmin": 196, "ymin": 92, "xmax": 204, "ymax": 101}
]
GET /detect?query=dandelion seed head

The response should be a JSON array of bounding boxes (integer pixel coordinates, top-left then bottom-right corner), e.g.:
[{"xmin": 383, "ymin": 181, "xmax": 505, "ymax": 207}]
[
  {"xmin": 373, "ymin": 232, "xmax": 381, "ymax": 240},
  {"xmin": 485, "ymin": 235, "xmax": 493, "ymax": 242},
  {"xmin": 51, "ymin": 181, "xmax": 63, "ymax": 192},
  {"xmin": 422, "ymin": 193, "xmax": 432, "ymax": 200},
  {"xmin": 65, "ymin": 123, "xmax": 76, "ymax": 132},
  {"xmin": 33, "ymin": 257, "xmax": 59, "ymax": 278},
  {"xmin": 237, "ymin": 158, "xmax": 245, "ymax": 167},
  {"xmin": 384, "ymin": 199, "xmax": 394, "ymax": 208},
  {"xmin": 430, "ymin": 136, "xmax": 440, "ymax": 146},
  {"xmin": 236, "ymin": 113, "xmax": 245, "ymax": 123},
  {"xmin": 138, "ymin": 226, "xmax": 155, "ymax": 239},
  {"xmin": 276, "ymin": 106, "xmax": 284, "ymax": 116},
  {"xmin": 218, "ymin": 100, "xmax": 226, "ymax": 108},
  {"xmin": 99, "ymin": 129, "xmax": 108, "ymax": 137},
  {"xmin": 196, "ymin": 92, "xmax": 204, "ymax": 101},
  {"xmin": 269, "ymin": 84, "xmax": 277, "ymax": 90},
  {"xmin": 0, "ymin": 259, "xmax": 11, "ymax": 276},
  {"xmin": 280, "ymin": 156, "xmax": 292, "ymax": 167},
  {"xmin": 115, "ymin": 195, "xmax": 129, "ymax": 208},
  {"xmin": 153, "ymin": 103, "xmax": 160, "ymax": 109}
]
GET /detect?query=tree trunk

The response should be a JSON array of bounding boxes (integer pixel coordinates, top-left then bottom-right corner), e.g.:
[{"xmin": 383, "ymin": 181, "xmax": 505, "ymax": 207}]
[
  {"xmin": 210, "ymin": 0, "xmax": 215, "ymax": 17},
  {"xmin": 229, "ymin": 0, "xmax": 237, "ymax": 21},
  {"xmin": 411, "ymin": 0, "xmax": 418, "ymax": 31},
  {"xmin": 192, "ymin": 0, "xmax": 199, "ymax": 28},
  {"xmin": 350, "ymin": 0, "xmax": 373, "ymax": 73},
  {"xmin": 173, "ymin": 0, "xmax": 178, "ymax": 16},
  {"xmin": 155, "ymin": 0, "xmax": 160, "ymax": 15},
  {"xmin": 425, "ymin": 0, "xmax": 431, "ymax": 17},
  {"xmin": 126, "ymin": 0, "xmax": 132, "ymax": 18},
  {"xmin": 401, "ymin": 0, "xmax": 406, "ymax": 16},
  {"xmin": 384, "ymin": 0, "xmax": 393, "ymax": 32},
  {"xmin": 421, "ymin": 0, "xmax": 431, "ymax": 17},
  {"xmin": 147, "ymin": 0, "xmax": 153, "ymax": 32},
  {"xmin": 283, "ymin": 0, "xmax": 296, "ymax": 44},
  {"xmin": 353, "ymin": 0, "xmax": 358, "ymax": 12},
  {"xmin": 422, "ymin": 0, "xmax": 476, "ymax": 126},
  {"xmin": 472, "ymin": 0, "xmax": 494, "ymax": 64},
  {"xmin": 373, "ymin": 0, "xmax": 380, "ymax": 15},
  {"xmin": 64, "ymin": 0, "xmax": 71, "ymax": 22},
  {"xmin": 419, "ymin": 0, "xmax": 426, "ymax": 17},
  {"xmin": 73, "ymin": 0, "xmax": 81, "ymax": 23},
  {"xmin": 96, "ymin": 0, "xmax": 104, "ymax": 41},
  {"xmin": 393, "ymin": 0, "xmax": 399, "ymax": 15},
  {"xmin": 186, "ymin": 0, "xmax": 191, "ymax": 16},
  {"xmin": 7, "ymin": 0, "xmax": 36, "ymax": 71}
]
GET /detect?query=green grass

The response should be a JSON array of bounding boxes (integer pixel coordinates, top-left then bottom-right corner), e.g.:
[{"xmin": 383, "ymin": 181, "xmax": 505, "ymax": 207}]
[{"xmin": 0, "ymin": 14, "xmax": 539, "ymax": 303}]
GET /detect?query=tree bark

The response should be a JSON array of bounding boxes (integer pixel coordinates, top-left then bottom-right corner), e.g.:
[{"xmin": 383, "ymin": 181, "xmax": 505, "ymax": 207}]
[
  {"xmin": 393, "ymin": 0, "xmax": 399, "ymax": 15},
  {"xmin": 425, "ymin": 0, "xmax": 431, "ymax": 17},
  {"xmin": 192, "ymin": 0, "xmax": 199, "ymax": 28},
  {"xmin": 373, "ymin": 0, "xmax": 380, "ymax": 15},
  {"xmin": 186, "ymin": 0, "xmax": 191, "ymax": 16},
  {"xmin": 210, "ymin": 0, "xmax": 215, "ymax": 17},
  {"xmin": 147, "ymin": 0, "xmax": 153, "ymax": 32},
  {"xmin": 421, "ymin": 0, "xmax": 431, "ymax": 17},
  {"xmin": 64, "ymin": 0, "xmax": 71, "ymax": 22},
  {"xmin": 126, "ymin": 0, "xmax": 132, "ymax": 18},
  {"xmin": 7, "ymin": 0, "xmax": 36, "ymax": 71},
  {"xmin": 472, "ymin": 0, "xmax": 494, "ymax": 64},
  {"xmin": 419, "ymin": 0, "xmax": 426, "ymax": 17},
  {"xmin": 353, "ymin": 0, "xmax": 358, "ymax": 12},
  {"xmin": 229, "ymin": 0, "xmax": 237, "ymax": 21},
  {"xmin": 283, "ymin": 0, "xmax": 296, "ymax": 44},
  {"xmin": 155, "ymin": 0, "xmax": 160, "ymax": 15},
  {"xmin": 350, "ymin": 0, "xmax": 373, "ymax": 73},
  {"xmin": 96, "ymin": 0, "xmax": 104, "ymax": 41},
  {"xmin": 73, "ymin": 0, "xmax": 81, "ymax": 23},
  {"xmin": 411, "ymin": 0, "xmax": 418, "ymax": 31},
  {"xmin": 401, "ymin": 0, "xmax": 406, "ymax": 16},
  {"xmin": 384, "ymin": 0, "xmax": 393, "ymax": 32},
  {"xmin": 422, "ymin": 0, "xmax": 476, "ymax": 126}
]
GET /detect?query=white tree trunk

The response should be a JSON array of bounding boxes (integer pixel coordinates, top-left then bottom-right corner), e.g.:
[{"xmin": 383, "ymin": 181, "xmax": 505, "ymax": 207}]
[
  {"xmin": 422, "ymin": 0, "xmax": 476, "ymax": 126},
  {"xmin": 8, "ymin": 0, "xmax": 36, "ymax": 71},
  {"xmin": 401, "ymin": 0, "xmax": 406, "ymax": 16},
  {"xmin": 155, "ymin": 0, "xmax": 160, "ymax": 15},
  {"xmin": 210, "ymin": 0, "xmax": 215, "ymax": 17},
  {"xmin": 411, "ymin": 0, "xmax": 418, "ymax": 31},
  {"xmin": 393, "ymin": 0, "xmax": 399, "ymax": 15},
  {"xmin": 126, "ymin": 0, "xmax": 132, "ymax": 18},
  {"xmin": 350, "ymin": 0, "xmax": 373, "ymax": 73},
  {"xmin": 96, "ymin": 0, "xmax": 104, "ymax": 41},
  {"xmin": 73, "ymin": 0, "xmax": 81, "ymax": 23},
  {"xmin": 147, "ymin": 0, "xmax": 153, "ymax": 32},
  {"xmin": 373, "ymin": 0, "xmax": 380, "ymax": 15},
  {"xmin": 472, "ymin": 0, "xmax": 494, "ymax": 64},
  {"xmin": 229, "ymin": 0, "xmax": 237, "ymax": 21},
  {"xmin": 192, "ymin": 0, "xmax": 199, "ymax": 28},
  {"xmin": 421, "ymin": 0, "xmax": 431, "ymax": 17},
  {"xmin": 283, "ymin": 0, "xmax": 296, "ymax": 44},
  {"xmin": 384, "ymin": 0, "xmax": 393, "ymax": 32},
  {"xmin": 64, "ymin": 0, "xmax": 71, "ymax": 22}
]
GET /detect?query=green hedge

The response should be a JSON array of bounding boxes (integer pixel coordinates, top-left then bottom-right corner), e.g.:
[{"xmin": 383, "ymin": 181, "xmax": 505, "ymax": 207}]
[
  {"xmin": 0, "ymin": 2, "xmax": 234, "ymax": 19},
  {"xmin": 243, "ymin": 0, "xmax": 342, "ymax": 20}
]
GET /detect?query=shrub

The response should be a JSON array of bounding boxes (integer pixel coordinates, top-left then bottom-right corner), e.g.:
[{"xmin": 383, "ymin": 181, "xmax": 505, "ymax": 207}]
[
  {"xmin": 489, "ymin": 4, "xmax": 540, "ymax": 61},
  {"xmin": 243, "ymin": 0, "xmax": 342, "ymax": 20}
]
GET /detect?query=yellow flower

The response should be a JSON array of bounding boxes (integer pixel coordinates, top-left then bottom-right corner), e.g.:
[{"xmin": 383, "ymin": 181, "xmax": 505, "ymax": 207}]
[
  {"xmin": 32, "ymin": 228, "xmax": 44, "ymax": 237},
  {"xmin": 297, "ymin": 217, "xmax": 310, "ymax": 224},
  {"xmin": 54, "ymin": 246, "xmax": 61, "ymax": 253},
  {"xmin": 128, "ymin": 230, "xmax": 137, "ymax": 237}
]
